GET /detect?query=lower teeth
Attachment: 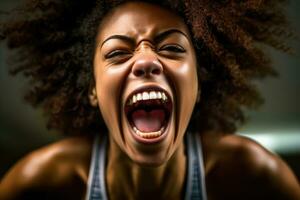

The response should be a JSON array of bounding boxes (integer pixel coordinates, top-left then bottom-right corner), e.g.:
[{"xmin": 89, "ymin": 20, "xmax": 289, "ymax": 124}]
[{"xmin": 133, "ymin": 126, "xmax": 163, "ymax": 139}]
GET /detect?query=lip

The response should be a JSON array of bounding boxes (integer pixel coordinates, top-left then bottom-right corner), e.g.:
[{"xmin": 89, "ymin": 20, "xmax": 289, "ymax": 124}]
[
  {"xmin": 124, "ymin": 84, "xmax": 173, "ymax": 144},
  {"xmin": 129, "ymin": 119, "xmax": 171, "ymax": 144}
]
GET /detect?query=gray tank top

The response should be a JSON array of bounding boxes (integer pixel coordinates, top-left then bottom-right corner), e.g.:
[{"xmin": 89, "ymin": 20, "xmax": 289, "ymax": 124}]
[{"xmin": 85, "ymin": 132, "xmax": 207, "ymax": 200}]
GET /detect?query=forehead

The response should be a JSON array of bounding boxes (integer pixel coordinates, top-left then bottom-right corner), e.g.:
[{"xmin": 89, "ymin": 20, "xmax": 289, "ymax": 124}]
[{"xmin": 97, "ymin": 2, "xmax": 190, "ymax": 43}]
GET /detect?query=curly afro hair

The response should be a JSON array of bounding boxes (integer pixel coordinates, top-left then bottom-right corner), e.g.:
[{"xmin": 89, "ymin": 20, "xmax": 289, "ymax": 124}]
[{"xmin": 0, "ymin": 0, "xmax": 292, "ymax": 135}]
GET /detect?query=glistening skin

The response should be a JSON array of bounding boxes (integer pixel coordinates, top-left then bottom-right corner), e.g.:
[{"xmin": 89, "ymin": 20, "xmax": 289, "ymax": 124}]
[{"xmin": 91, "ymin": 2, "xmax": 198, "ymax": 166}]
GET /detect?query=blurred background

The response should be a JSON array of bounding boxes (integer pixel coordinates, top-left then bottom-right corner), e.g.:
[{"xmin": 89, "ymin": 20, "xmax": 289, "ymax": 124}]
[{"xmin": 0, "ymin": 0, "xmax": 299, "ymax": 181}]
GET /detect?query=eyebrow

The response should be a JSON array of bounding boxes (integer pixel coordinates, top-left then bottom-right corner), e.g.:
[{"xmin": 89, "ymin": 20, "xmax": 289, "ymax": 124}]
[
  {"xmin": 154, "ymin": 29, "xmax": 189, "ymax": 44},
  {"xmin": 99, "ymin": 29, "xmax": 189, "ymax": 48}
]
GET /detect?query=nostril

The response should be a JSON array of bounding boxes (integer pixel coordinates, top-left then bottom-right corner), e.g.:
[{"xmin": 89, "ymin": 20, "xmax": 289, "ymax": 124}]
[
  {"xmin": 134, "ymin": 69, "xmax": 145, "ymax": 77},
  {"xmin": 152, "ymin": 68, "xmax": 161, "ymax": 75},
  {"xmin": 133, "ymin": 65, "xmax": 162, "ymax": 77}
]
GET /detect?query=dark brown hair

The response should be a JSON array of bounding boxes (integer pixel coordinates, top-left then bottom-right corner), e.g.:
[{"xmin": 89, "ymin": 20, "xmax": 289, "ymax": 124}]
[{"xmin": 0, "ymin": 0, "xmax": 292, "ymax": 135}]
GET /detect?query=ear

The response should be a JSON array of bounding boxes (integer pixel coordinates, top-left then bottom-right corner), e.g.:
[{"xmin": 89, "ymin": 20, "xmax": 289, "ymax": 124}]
[{"xmin": 89, "ymin": 86, "xmax": 98, "ymax": 107}]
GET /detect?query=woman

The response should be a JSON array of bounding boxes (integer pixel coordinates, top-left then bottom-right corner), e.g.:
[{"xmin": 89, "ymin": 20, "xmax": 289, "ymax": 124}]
[{"xmin": 0, "ymin": 0, "xmax": 299, "ymax": 199}]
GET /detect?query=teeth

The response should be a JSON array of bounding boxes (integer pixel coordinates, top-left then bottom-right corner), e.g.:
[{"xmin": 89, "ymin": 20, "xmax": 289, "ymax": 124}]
[
  {"xmin": 162, "ymin": 93, "xmax": 167, "ymax": 102},
  {"xmin": 127, "ymin": 90, "xmax": 169, "ymax": 105},
  {"xmin": 142, "ymin": 92, "xmax": 149, "ymax": 100},
  {"xmin": 133, "ymin": 95, "xmax": 137, "ymax": 103},
  {"xmin": 157, "ymin": 92, "xmax": 162, "ymax": 99},
  {"xmin": 133, "ymin": 126, "xmax": 164, "ymax": 139},
  {"xmin": 149, "ymin": 91, "xmax": 157, "ymax": 99},
  {"xmin": 137, "ymin": 93, "xmax": 142, "ymax": 101}
]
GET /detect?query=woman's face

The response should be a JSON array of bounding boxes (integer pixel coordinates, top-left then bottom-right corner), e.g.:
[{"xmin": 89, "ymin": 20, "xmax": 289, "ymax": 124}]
[{"xmin": 93, "ymin": 2, "xmax": 198, "ymax": 166}]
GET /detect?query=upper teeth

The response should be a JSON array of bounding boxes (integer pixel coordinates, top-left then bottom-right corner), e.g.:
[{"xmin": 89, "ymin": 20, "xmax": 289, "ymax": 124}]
[{"xmin": 128, "ymin": 91, "xmax": 168, "ymax": 105}]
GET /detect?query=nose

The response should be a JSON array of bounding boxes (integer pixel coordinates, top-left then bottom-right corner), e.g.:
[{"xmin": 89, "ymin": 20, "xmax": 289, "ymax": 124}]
[{"xmin": 132, "ymin": 48, "xmax": 163, "ymax": 78}]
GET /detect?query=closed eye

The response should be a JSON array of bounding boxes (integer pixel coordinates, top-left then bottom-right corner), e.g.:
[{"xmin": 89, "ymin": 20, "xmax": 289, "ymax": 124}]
[
  {"xmin": 159, "ymin": 44, "xmax": 186, "ymax": 53},
  {"xmin": 104, "ymin": 49, "xmax": 132, "ymax": 59}
]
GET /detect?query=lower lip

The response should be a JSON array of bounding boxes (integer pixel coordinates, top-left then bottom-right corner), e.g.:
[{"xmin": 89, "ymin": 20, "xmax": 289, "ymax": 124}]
[{"xmin": 129, "ymin": 123, "xmax": 170, "ymax": 145}]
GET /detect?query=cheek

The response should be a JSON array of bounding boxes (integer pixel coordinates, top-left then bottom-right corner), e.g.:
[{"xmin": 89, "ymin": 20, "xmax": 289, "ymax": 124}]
[
  {"xmin": 175, "ymin": 61, "xmax": 198, "ymax": 114},
  {"xmin": 94, "ymin": 63, "xmax": 127, "ymax": 132},
  {"xmin": 167, "ymin": 59, "xmax": 198, "ymax": 102},
  {"xmin": 166, "ymin": 59, "xmax": 198, "ymax": 134},
  {"xmin": 177, "ymin": 62, "xmax": 198, "ymax": 93}
]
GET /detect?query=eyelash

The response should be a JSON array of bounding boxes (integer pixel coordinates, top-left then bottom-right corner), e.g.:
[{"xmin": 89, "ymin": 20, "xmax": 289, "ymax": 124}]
[
  {"xmin": 159, "ymin": 44, "xmax": 185, "ymax": 53},
  {"xmin": 104, "ymin": 50, "xmax": 131, "ymax": 59}
]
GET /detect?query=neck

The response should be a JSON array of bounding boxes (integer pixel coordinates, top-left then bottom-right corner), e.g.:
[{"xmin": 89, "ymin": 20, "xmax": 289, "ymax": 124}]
[{"xmin": 106, "ymin": 139, "xmax": 186, "ymax": 200}]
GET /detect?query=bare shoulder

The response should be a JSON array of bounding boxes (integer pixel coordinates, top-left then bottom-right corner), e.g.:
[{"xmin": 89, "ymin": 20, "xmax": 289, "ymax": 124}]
[
  {"xmin": 201, "ymin": 133, "xmax": 300, "ymax": 200},
  {"xmin": 0, "ymin": 135, "xmax": 94, "ymax": 200}
]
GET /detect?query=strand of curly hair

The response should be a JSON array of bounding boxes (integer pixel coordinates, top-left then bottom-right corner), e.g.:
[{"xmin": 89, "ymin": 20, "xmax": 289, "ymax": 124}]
[{"xmin": 0, "ymin": 0, "xmax": 292, "ymax": 135}]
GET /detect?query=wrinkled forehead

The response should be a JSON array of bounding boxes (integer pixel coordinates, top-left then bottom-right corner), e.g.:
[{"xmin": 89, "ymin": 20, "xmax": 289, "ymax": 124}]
[{"xmin": 96, "ymin": 1, "xmax": 191, "ymax": 44}]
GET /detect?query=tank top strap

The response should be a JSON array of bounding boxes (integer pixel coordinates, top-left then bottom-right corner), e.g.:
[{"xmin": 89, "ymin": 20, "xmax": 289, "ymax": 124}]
[
  {"xmin": 85, "ymin": 134, "xmax": 108, "ymax": 200},
  {"xmin": 86, "ymin": 133, "xmax": 207, "ymax": 200},
  {"xmin": 184, "ymin": 132, "xmax": 208, "ymax": 200}
]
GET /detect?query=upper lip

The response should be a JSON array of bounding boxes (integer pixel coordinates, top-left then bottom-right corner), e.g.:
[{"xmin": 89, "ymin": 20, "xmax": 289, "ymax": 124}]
[{"xmin": 125, "ymin": 84, "xmax": 172, "ymax": 105}]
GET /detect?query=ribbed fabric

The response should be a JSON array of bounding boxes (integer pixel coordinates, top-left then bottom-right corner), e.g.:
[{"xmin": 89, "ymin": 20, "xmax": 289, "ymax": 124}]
[
  {"xmin": 85, "ymin": 135, "xmax": 108, "ymax": 200},
  {"xmin": 86, "ymin": 133, "xmax": 207, "ymax": 200},
  {"xmin": 184, "ymin": 132, "xmax": 207, "ymax": 200}
]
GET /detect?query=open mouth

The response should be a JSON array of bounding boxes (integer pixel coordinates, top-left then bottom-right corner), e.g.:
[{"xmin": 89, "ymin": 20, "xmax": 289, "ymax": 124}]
[{"xmin": 124, "ymin": 88, "xmax": 173, "ymax": 142}]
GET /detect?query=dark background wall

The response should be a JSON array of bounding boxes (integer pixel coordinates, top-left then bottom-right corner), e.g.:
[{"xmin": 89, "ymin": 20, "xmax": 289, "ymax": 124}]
[{"xmin": 0, "ymin": 0, "xmax": 299, "ymax": 180}]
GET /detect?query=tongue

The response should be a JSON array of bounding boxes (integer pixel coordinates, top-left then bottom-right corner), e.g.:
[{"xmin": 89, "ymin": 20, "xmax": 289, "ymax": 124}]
[{"xmin": 131, "ymin": 109, "xmax": 165, "ymax": 132}]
